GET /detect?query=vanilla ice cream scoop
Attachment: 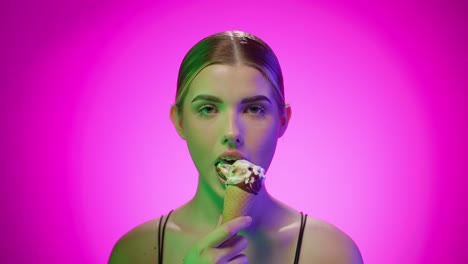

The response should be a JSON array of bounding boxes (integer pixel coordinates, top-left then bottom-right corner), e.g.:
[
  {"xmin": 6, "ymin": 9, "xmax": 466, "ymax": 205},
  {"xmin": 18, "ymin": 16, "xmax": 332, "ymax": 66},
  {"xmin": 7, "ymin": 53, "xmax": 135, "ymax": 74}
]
[{"xmin": 225, "ymin": 160, "xmax": 265, "ymax": 194}]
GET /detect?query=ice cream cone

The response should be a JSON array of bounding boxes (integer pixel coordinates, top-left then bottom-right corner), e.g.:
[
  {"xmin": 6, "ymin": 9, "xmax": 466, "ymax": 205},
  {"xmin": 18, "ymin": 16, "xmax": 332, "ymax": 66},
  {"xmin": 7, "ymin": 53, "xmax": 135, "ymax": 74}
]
[{"xmin": 222, "ymin": 185, "xmax": 257, "ymax": 223}]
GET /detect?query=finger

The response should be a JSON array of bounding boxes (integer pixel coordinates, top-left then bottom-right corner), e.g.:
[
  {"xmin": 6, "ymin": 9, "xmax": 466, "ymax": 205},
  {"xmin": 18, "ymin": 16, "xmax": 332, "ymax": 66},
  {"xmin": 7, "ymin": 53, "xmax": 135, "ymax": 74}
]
[
  {"xmin": 228, "ymin": 254, "xmax": 248, "ymax": 264},
  {"xmin": 216, "ymin": 215, "xmax": 223, "ymax": 228},
  {"xmin": 217, "ymin": 235, "xmax": 248, "ymax": 262},
  {"xmin": 200, "ymin": 216, "xmax": 252, "ymax": 248},
  {"xmin": 218, "ymin": 235, "xmax": 247, "ymax": 249}
]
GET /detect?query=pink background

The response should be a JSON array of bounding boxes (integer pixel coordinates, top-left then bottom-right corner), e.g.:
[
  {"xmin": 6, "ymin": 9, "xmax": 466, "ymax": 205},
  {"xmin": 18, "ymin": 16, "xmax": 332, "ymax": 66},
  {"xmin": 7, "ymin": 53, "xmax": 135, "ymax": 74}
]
[{"xmin": 2, "ymin": 0, "xmax": 467, "ymax": 263}]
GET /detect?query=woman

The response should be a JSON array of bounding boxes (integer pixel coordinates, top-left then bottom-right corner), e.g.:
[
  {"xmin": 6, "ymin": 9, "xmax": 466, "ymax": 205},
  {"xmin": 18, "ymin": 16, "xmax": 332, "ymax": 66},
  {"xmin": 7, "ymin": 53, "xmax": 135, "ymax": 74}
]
[{"xmin": 109, "ymin": 31, "xmax": 363, "ymax": 264}]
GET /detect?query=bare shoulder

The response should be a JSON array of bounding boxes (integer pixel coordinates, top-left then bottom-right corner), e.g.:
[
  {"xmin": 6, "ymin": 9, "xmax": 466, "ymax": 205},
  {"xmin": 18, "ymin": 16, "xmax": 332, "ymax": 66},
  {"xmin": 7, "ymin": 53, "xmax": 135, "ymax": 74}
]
[
  {"xmin": 300, "ymin": 217, "xmax": 363, "ymax": 264},
  {"xmin": 108, "ymin": 217, "xmax": 161, "ymax": 264}
]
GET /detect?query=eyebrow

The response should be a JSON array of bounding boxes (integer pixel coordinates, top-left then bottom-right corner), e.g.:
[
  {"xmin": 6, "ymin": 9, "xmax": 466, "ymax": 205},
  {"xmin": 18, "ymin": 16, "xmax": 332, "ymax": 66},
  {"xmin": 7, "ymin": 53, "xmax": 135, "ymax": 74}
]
[{"xmin": 191, "ymin": 94, "xmax": 272, "ymax": 104}]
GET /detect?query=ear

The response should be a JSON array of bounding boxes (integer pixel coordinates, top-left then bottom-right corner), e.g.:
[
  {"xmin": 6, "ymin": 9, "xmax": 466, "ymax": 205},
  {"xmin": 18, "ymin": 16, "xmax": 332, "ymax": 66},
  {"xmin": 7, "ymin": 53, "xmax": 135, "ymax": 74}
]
[
  {"xmin": 278, "ymin": 104, "xmax": 292, "ymax": 138},
  {"xmin": 170, "ymin": 105, "xmax": 186, "ymax": 140}
]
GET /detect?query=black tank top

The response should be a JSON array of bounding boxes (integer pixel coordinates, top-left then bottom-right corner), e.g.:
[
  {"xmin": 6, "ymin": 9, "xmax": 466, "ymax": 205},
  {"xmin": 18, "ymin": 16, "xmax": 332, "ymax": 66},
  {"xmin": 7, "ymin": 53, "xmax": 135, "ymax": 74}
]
[{"xmin": 157, "ymin": 211, "xmax": 308, "ymax": 264}]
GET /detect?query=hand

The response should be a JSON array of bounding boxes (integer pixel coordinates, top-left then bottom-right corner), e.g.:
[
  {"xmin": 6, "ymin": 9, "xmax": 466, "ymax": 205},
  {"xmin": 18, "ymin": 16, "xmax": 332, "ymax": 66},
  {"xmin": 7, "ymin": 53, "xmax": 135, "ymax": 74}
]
[{"xmin": 183, "ymin": 216, "xmax": 252, "ymax": 264}]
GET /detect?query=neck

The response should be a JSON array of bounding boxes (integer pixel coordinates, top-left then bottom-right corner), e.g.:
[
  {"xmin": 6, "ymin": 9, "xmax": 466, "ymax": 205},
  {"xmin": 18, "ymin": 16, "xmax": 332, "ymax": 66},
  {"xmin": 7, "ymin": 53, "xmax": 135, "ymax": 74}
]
[
  {"xmin": 183, "ymin": 176, "xmax": 289, "ymax": 232},
  {"xmin": 188, "ymin": 178, "xmax": 225, "ymax": 228}
]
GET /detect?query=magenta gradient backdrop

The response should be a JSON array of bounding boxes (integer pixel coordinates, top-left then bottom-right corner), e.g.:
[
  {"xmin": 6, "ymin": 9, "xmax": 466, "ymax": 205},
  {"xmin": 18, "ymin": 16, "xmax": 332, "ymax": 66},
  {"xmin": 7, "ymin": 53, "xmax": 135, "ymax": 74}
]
[{"xmin": 3, "ymin": 0, "xmax": 467, "ymax": 263}]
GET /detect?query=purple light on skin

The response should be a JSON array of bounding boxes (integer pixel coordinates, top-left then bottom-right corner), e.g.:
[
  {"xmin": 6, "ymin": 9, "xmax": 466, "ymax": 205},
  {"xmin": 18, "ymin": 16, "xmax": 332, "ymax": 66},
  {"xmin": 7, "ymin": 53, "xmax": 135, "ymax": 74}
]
[{"xmin": 3, "ymin": 0, "xmax": 466, "ymax": 264}]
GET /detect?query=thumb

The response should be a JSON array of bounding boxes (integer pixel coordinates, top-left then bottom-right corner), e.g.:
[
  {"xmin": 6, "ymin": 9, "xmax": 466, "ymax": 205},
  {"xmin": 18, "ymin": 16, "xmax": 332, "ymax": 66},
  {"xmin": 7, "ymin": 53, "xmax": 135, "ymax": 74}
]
[{"xmin": 216, "ymin": 215, "xmax": 223, "ymax": 228}]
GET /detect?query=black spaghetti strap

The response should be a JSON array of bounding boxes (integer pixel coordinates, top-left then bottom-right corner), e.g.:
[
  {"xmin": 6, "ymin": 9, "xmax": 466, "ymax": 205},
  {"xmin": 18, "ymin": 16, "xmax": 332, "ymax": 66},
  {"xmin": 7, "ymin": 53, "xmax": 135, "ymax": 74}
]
[
  {"xmin": 157, "ymin": 210, "xmax": 174, "ymax": 264},
  {"xmin": 157, "ymin": 216, "xmax": 162, "ymax": 263},
  {"xmin": 293, "ymin": 212, "xmax": 308, "ymax": 264}
]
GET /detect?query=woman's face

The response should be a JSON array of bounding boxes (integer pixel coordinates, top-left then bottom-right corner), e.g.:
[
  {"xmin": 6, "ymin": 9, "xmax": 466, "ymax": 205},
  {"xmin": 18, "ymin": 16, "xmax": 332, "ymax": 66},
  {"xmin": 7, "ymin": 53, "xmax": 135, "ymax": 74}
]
[{"xmin": 171, "ymin": 64, "xmax": 290, "ymax": 194}]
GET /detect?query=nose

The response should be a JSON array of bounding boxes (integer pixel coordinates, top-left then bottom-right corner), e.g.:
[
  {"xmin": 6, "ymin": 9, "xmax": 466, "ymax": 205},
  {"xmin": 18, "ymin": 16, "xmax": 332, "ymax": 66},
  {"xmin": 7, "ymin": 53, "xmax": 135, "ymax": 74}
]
[{"xmin": 222, "ymin": 110, "xmax": 243, "ymax": 147}]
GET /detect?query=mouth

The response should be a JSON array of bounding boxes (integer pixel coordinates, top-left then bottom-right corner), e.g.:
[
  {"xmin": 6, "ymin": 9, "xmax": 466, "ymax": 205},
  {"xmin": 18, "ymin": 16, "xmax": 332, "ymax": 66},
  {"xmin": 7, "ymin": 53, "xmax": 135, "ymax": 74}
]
[{"xmin": 214, "ymin": 157, "xmax": 241, "ymax": 184}]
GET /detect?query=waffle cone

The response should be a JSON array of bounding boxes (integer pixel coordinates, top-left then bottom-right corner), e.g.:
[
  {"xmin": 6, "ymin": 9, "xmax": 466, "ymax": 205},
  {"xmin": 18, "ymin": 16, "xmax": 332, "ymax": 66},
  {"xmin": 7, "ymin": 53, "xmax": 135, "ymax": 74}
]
[{"xmin": 222, "ymin": 185, "xmax": 256, "ymax": 223}]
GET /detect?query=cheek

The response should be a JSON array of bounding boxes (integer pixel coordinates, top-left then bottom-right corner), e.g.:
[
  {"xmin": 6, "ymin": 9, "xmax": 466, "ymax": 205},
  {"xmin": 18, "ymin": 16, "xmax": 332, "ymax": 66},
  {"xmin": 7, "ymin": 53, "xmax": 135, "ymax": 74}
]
[
  {"xmin": 247, "ymin": 123, "xmax": 279, "ymax": 168},
  {"xmin": 184, "ymin": 119, "xmax": 219, "ymax": 169},
  {"xmin": 183, "ymin": 112, "xmax": 216, "ymax": 145}
]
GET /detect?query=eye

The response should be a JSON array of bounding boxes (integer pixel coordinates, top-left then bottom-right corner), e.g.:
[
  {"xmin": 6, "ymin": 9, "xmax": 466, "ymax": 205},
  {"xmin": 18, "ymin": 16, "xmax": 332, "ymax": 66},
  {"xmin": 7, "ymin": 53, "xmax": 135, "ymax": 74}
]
[
  {"xmin": 198, "ymin": 105, "xmax": 217, "ymax": 116},
  {"xmin": 245, "ymin": 105, "xmax": 265, "ymax": 115}
]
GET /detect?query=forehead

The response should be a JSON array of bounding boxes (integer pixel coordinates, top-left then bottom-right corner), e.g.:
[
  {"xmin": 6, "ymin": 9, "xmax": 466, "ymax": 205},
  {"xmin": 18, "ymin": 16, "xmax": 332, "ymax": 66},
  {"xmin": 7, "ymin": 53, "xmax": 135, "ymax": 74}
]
[{"xmin": 187, "ymin": 64, "xmax": 273, "ymax": 101}]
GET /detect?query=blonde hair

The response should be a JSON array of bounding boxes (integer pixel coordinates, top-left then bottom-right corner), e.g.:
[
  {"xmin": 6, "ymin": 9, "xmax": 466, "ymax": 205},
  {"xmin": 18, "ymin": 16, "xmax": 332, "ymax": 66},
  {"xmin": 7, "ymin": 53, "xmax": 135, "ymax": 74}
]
[{"xmin": 175, "ymin": 30, "xmax": 286, "ymax": 115}]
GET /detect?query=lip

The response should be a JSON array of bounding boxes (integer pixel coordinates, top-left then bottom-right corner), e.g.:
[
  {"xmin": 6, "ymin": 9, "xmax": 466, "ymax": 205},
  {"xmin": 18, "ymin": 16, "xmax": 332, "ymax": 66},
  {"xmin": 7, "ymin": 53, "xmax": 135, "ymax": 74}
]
[{"xmin": 214, "ymin": 151, "xmax": 247, "ymax": 165}]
